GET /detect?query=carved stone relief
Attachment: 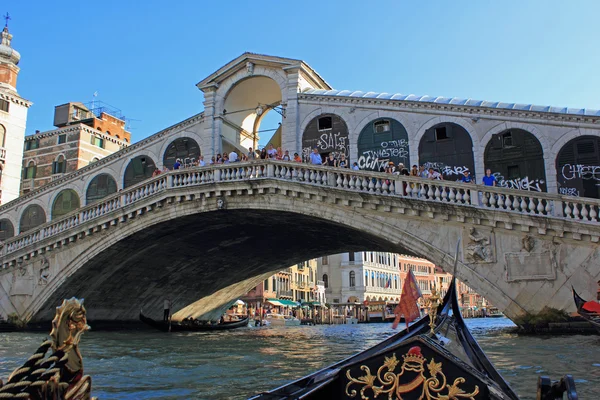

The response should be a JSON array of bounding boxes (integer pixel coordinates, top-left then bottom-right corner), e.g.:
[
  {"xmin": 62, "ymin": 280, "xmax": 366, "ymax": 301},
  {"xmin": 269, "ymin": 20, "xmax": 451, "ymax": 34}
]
[
  {"xmin": 10, "ymin": 264, "xmax": 34, "ymax": 296},
  {"xmin": 38, "ymin": 258, "xmax": 50, "ymax": 286},
  {"xmin": 505, "ymin": 236, "xmax": 558, "ymax": 282},
  {"xmin": 522, "ymin": 235, "xmax": 535, "ymax": 252},
  {"xmin": 463, "ymin": 227, "xmax": 495, "ymax": 264}
]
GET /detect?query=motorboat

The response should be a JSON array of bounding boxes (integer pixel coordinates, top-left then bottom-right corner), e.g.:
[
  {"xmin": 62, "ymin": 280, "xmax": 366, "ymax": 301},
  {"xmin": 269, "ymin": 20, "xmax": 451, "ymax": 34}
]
[{"xmin": 266, "ymin": 313, "xmax": 301, "ymax": 327}]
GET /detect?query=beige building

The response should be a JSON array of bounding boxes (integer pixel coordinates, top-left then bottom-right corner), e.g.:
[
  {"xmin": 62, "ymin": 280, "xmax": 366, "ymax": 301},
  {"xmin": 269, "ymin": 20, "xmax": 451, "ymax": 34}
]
[
  {"xmin": 21, "ymin": 102, "xmax": 130, "ymax": 196},
  {"xmin": 0, "ymin": 24, "xmax": 30, "ymax": 206}
]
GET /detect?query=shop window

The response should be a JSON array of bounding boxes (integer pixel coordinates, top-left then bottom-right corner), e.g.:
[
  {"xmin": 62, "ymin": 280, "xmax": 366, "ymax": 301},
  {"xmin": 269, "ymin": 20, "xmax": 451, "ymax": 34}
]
[
  {"xmin": 374, "ymin": 120, "xmax": 390, "ymax": 133},
  {"xmin": 318, "ymin": 116, "xmax": 332, "ymax": 131}
]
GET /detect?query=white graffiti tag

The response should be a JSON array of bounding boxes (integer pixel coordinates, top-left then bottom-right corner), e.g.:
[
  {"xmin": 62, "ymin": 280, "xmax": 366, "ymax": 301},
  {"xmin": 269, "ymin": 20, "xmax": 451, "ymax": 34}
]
[
  {"xmin": 493, "ymin": 172, "xmax": 545, "ymax": 192},
  {"xmin": 559, "ymin": 187, "xmax": 580, "ymax": 197},
  {"xmin": 357, "ymin": 155, "xmax": 389, "ymax": 171},
  {"xmin": 317, "ymin": 132, "xmax": 348, "ymax": 154},
  {"xmin": 561, "ymin": 164, "xmax": 600, "ymax": 184}
]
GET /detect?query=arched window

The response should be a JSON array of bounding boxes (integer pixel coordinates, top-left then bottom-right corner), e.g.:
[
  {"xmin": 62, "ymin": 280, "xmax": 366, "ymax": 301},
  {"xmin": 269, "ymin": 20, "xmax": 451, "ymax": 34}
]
[
  {"xmin": 86, "ymin": 174, "xmax": 117, "ymax": 204},
  {"xmin": 123, "ymin": 156, "xmax": 156, "ymax": 188},
  {"xmin": 357, "ymin": 118, "xmax": 410, "ymax": 171},
  {"xmin": 556, "ymin": 135, "xmax": 600, "ymax": 199},
  {"xmin": 52, "ymin": 155, "xmax": 66, "ymax": 174},
  {"xmin": 0, "ymin": 219, "xmax": 14, "ymax": 241},
  {"xmin": 322, "ymin": 274, "xmax": 328, "ymax": 289},
  {"xmin": 163, "ymin": 137, "xmax": 201, "ymax": 169},
  {"xmin": 485, "ymin": 129, "xmax": 546, "ymax": 192},
  {"xmin": 419, "ymin": 122, "xmax": 475, "ymax": 181},
  {"xmin": 349, "ymin": 271, "xmax": 356, "ymax": 287},
  {"xmin": 302, "ymin": 114, "xmax": 349, "ymax": 163},
  {"xmin": 0, "ymin": 124, "xmax": 5, "ymax": 147},
  {"xmin": 52, "ymin": 189, "xmax": 80, "ymax": 219},
  {"xmin": 20, "ymin": 204, "xmax": 46, "ymax": 233},
  {"xmin": 23, "ymin": 160, "xmax": 36, "ymax": 179}
]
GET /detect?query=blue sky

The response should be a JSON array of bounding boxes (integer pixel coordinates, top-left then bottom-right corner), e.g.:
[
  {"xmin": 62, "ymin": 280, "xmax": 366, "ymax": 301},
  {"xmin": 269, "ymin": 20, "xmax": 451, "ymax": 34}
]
[{"xmin": 6, "ymin": 1, "xmax": 600, "ymax": 144}]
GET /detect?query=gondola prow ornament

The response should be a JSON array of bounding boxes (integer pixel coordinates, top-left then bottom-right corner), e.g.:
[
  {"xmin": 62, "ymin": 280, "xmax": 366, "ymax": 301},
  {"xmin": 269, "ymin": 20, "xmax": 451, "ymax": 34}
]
[{"xmin": 0, "ymin": 298, "xmax": 95, "ymax": 400}]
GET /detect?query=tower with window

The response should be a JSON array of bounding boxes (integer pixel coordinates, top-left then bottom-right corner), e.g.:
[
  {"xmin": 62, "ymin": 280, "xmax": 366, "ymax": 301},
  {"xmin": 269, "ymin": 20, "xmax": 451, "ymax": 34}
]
[{"xmin": 0, "ymin": 21, "xmax": 31, "ymax": 204}]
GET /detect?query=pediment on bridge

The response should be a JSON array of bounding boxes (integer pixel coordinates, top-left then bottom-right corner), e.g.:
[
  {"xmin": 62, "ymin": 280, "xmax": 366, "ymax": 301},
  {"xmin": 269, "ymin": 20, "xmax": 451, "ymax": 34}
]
[{"xmin": 196, "ymin": 52, "xmax": 332, "ymax": 91}]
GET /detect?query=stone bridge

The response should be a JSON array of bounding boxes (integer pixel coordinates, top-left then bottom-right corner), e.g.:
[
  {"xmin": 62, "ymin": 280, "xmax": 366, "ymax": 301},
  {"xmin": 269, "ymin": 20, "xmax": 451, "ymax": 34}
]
[{"xmin": 0, "ymin": 160, "xmax": 599, "ymax": 324}]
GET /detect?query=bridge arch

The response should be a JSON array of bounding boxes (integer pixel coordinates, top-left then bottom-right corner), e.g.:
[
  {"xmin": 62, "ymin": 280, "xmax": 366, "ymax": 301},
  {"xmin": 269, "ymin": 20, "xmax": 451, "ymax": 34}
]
[
  {"xmin": 301, "ymin": 113, "xmax": 350, "ymax": 163},
  {"xmin": 418, "ymin": 120, "xmax": 477, "ymax": 181},
  {"xmin": 122, "ymin": 155, "xmax": 157, "ymax": 188},
  {"xmin": 19, "ymin": 204, "xmax": 46, "ymax": 234},
  {"xmin": 51, "ymin": 189, "xmax": 81, "ymax": 220},
  {"xmin": 413, "ymin": 116, "xmax": 480, "ymax": 178},
  {"xmin": 356, "ymin": 117, "xmax": 410, "ymax": 171},
  {"xmin": 0, "ymin": 218, "xmax": 14, "ymax": 241},
  {"xmin": 85, "ymin": 173, "xmax": 118, "ymax": 204},
  {"xmin": 483, "ymin": 127, "xmax": 547, "ymax": 192},
  {"xmin": 162, "ymin": 137, "xmax": 201, "ymax": 169},
  {"xmin": 555, "ymin": 135, "xmax": 600, "ymax": 199}
]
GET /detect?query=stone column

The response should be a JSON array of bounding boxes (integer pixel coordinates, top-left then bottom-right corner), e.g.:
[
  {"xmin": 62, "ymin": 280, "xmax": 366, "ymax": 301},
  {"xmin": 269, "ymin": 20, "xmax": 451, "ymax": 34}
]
[
  {"xmin": 199, "ymin": 85, "xmax": 221, "ymax": 158},
  {"xmin": 282, "ymin": 66, "xmax": 301, "ymax": 155}
]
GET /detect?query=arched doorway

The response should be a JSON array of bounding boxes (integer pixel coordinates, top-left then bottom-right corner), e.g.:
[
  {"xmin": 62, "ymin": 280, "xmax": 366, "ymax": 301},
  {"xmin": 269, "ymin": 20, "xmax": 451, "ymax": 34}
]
[
  {"xmin": 52, "ymin": 189, "xmax": 81, "ymax": 219},
  {"xmin": 0, "ymin": 219, "xmax": 14, "ymax": 241},
  {"xmin": 556, "ymin": 135, "xmax": 600, "ymax": 198},
  {"xmin": 357, "ymin": 118, "xmax": 410, "ymax": 171},
  {"xmin": 302, "ymin": 114, "xmax": 349, "ymax": 163},
  {"xmin": 418, "ymin": 122, "xmax": 475, "ymax": 181},
  {"xmin": 20, "ymin": 204, "xmax": 46, "ymax": 233},
  {"xmin": 222, "ymin": 76, "xmax": 283, "ymax": 155},
  {"xmin": 163, "ymin": 137, "xmax": 201, "ymax": 169},
  {"xmin": 123, "ymin": 156, "xmax": 156, "ymax": 188},
  {"xmin": 484, "ymin": 129, "xmax": 546, "ymax": 191},
  {"xmin": 86, "ymin": 174, "xmax": 118, "ymax": 204}
]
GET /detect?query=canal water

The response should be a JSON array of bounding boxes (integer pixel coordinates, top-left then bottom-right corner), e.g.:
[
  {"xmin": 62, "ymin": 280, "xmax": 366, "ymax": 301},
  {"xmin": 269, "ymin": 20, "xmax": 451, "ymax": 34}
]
[{"xmin": 0, "ymin": 318, "xmax": 598, "ymax": 399}]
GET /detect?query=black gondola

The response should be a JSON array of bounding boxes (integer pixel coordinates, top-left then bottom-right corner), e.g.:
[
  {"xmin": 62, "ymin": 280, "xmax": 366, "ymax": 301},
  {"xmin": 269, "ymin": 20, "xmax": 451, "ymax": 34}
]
[
  {"xmin": 250, "ymin": 247, "xmax": 578, "ymax": 400},
  {"xmin": 140, "ymin": 311, "xmax": 249, "ymax": 332},
  {"xmin": 573, "ymin": 287, "xmax": 600, "ymax": 334}
]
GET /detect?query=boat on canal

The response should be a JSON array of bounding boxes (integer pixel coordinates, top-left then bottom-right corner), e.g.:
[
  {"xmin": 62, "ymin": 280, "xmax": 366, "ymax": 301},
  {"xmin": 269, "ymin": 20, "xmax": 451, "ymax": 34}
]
[
  {"xmin": 139, "ymin": 311, "xmax": 249, "ymax": 332},
  {"xmin": 251, "ymin": 249, "xmax": 578, "ymax": 400},
  {"xmin": 265, "ymin": 313, "xmax": 301, "ymax": 327},
  {"xmin": 573, "ymin": 287, "xmax": 600, "ymax": 334}
]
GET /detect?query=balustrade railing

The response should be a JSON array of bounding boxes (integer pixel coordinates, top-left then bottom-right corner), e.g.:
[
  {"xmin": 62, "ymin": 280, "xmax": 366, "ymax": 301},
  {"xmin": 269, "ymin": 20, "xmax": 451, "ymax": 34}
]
[{"xmin": 2, "ymin": 160, "xmax": 600, "ymax": 260}]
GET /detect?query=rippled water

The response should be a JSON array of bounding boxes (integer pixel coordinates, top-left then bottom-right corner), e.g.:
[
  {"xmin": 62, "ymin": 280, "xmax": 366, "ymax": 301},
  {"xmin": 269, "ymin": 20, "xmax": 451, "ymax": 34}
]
[{"xmin": 0, "ymin": 318, "xmax": 598, "ymax": 399}]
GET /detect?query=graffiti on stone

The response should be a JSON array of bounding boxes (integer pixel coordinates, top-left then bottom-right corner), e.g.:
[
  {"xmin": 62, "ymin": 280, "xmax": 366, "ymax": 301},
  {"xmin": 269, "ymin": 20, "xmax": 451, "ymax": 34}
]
[
  {"xmin": 561, "ymin": 164, "xmax": 600, "ymax": 183},
  {"xmin": 492, "ymin": 172, "xmax": 545, "ymax": 192},
  {"xmin": 558, "ymin": 187, "xmax": 580, "ymax": 197},
  {"xmin": 317, "ymin": 132, "xmax": 348, "ymax": 154},
  {"xmin": 358, "ymin": 139, "xmax": 409, "ymax": 171}
]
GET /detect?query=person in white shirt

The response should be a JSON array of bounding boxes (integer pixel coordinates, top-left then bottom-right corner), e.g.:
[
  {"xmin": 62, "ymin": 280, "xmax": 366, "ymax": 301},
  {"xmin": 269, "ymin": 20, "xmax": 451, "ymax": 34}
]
[
  {"xmin": 267, "ymin": 144, "xmax": 277, "ymax": 158},
  {"xmin": 229, "ymin": 151, "xmax": 239, "ymax": 162},
  {"xmin": 198, "ymin": 155, "xmax": 206, "ymax": 167},
  {"xmin": 427, "ymin": 168, "xmax": 443, "ymax": 180}
]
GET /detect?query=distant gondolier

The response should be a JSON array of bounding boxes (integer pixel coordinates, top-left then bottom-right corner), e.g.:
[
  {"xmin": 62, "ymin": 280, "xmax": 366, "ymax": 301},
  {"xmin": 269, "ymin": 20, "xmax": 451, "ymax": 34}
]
[{"xmin": 163, "ymin": 299, "xmax": 171, "ymax": 322}]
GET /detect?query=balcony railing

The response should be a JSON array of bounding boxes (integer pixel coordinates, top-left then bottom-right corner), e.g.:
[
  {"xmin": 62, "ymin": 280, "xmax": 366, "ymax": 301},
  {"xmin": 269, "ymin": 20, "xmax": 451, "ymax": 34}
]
[
  {"xmin": 277, "ymin": 289, "xmax": 293, "ymax": 297},
  {"xmin": 51, "ymin": 173, "xmax": 65, "ymax": 182}
]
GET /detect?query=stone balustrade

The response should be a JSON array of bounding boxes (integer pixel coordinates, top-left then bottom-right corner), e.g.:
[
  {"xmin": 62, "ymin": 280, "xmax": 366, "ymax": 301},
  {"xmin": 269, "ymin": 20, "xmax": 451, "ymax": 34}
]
[{"xmin": 2, "ymin": 160, "xmax": 600, "ymax": 263}]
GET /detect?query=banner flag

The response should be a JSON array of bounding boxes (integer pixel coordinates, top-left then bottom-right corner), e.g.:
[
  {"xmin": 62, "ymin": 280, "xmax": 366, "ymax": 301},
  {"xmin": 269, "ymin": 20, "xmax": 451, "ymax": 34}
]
[{"xmin": 392, "ymin": 270, "xmax": 422, "ymax": 330}]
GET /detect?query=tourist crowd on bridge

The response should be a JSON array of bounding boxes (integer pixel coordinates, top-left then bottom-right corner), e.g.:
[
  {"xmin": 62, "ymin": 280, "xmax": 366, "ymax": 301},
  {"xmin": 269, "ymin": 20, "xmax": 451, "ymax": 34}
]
[{"xmin": 152, "ymin": 144, "xmax": 500, "ymax": 187}]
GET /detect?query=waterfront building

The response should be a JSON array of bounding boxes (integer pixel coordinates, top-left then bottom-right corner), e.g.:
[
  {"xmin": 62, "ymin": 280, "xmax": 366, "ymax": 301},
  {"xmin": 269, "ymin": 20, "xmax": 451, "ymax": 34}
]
[
  {"xmin": 320, "ymin": 252, "xmax": 491, "ymax": 315},
  {"xmin": 21, "ymin": 102, "xmax": 130, "ymax": 195},
  {"xmin": 0, "ymin": 24, "xmax": 30, "ymax": 205}
]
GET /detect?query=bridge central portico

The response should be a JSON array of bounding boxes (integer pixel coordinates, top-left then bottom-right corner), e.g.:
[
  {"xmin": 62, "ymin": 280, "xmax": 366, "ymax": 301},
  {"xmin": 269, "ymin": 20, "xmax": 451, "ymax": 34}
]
[
  {"xmin": 1, "ymin": 52, "xmax": 600, "ymax": 324},
  {"xmin": 0, "ymin": 160, "xmax": 599, "ymax": 324}
]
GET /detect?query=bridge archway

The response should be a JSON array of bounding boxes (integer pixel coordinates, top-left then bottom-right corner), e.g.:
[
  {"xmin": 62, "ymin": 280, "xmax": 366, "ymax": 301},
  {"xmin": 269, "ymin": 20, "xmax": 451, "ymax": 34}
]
[
  {"xmin": 163, "ymin": 137, "xmax": 201, "ymax": 169},
  {"xmin": 356, "ymin": 117, "xmax": 410, "ymax": 171},
  {"xmin": 484, "ymin": 128, "xmax": 547, "ymax": 192},
  {"xmin": 51, "ymin": 189, "xmax": 80, "ymax": 219},
  {"xmin": 0, "ymin": 218, "xmax": 14, "ymax": 241},
  {"xmin": 19, "ymin": 204, "xmax": 46, "ymax": 233},
  {"xmin": 86, "ymin": 173, "xmax": 118, "ymax": 204},
  {"xmin": 418, "ymin": 122, "xmax": 475, "ymax": 181},
  {"xmin": 221, "ymin": 76, "xmax": 283, "ymax": 153},
  {"xmin": 123, "ymin": 155, "xmax": 157, "ymax": 188},
  {"xmin": 302, "ymin": 113, "xmax": 349, "ymax": 163},
  {"xmin": 556, "ymin": 135, "xmax": 600, "ymax": 198}
]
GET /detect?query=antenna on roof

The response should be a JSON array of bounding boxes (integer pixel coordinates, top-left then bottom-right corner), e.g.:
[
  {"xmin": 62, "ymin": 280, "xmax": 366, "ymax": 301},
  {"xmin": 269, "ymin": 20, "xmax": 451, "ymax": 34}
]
[{"xmin": 122, "ymin": 116, "xmax": 141, "ymax": 131}]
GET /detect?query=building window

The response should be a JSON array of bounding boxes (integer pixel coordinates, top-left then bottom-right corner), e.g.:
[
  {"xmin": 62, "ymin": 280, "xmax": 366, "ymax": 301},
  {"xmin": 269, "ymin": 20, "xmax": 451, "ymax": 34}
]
[
  {"xmin": 52, "ymin": 155, "xmax": 66, "ymax": 174},
  {"xmin": 0, "ymin": 124, "xmax": 5, "ymax": 147},
  {"xmin": 86, "ymin": 173, "xmax": 118, "ymax": 204},
  {"xmin": 25, "ymin": 139, "xmax": 40, "ymax": 151},
  {"xmin": 435, "ymin": 127, "xmax": 448, "ymax": 141},
  {"xmin": 23, "ymin": 161, "xmax": 36, "ymax": 179},
  {"xmin": 322, "ymin": 256, "xmax": 328, "ymax": 265},
  {"xmin": 322, "ymin": 274, "xmax": 328, "ymax": 288},
  {"xmin": 318, "ymin": 116, "xmax": 332, "ymax": 131},
  {"xmin": 51, "ymin": 189, "xmax": 80, "ymax": 219},
  {"xmin": 374, "ymin": 120, "xmax": 390, "ymax": 133},
  {"xmin": 264, "ymin": 279, "xmax": 269, "ymax": 291},
  {"xmin": 0, "ymin": 219, "xmax": 14, "ymax": 241},
  {"xmin": 57, "ymin": 134, "xmax": 66, "ymax": 144},
  {"xmin": 349, "ymin": 252, "xmax": 355, "ymax": 262},
  {"xmin": 349, "ymin": 271, "xmax": 356, "ymax": 288},
  {"xmin": 0, "ymin": 99, "xmax": 9, "ymax": 113},
  {"xmin": 91, "ymin": 136, "xmax": 104, "ymax": 148},
  {"xmin": 502, "ymin": 131, "xmax": 513, "ymax": 147}
]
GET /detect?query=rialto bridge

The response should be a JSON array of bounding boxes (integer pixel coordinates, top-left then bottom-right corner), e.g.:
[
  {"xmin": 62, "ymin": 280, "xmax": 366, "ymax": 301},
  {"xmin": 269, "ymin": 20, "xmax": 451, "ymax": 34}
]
[{"xmin": 0, "ymin": 53, "xmax": 599, "ymax": 324}]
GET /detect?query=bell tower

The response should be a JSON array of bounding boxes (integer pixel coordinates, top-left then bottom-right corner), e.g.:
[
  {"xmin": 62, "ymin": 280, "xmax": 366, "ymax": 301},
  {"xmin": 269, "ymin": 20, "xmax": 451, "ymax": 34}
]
[{"xmin": 0, "ymin": 14, "xmax": 31, "ymax": 205}]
